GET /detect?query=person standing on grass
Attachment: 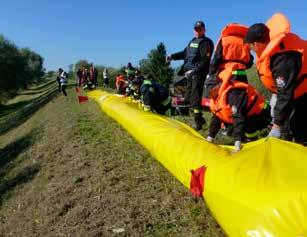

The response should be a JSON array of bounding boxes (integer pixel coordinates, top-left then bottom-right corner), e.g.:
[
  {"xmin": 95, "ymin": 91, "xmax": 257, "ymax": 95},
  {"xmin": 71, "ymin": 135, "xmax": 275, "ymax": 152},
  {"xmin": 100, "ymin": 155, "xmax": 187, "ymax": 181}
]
[
  {"xmin": 103, "ymin": 68, "xmax": 109, "ymax": 88},
  {"xmin": 76, "ymin": 68, "xmax": 82, "ymax": 87},
  {"xmin": 166, "ymin": 21, "xmax": 214, "ymax": 131},
  {"xmin": 58, "ymin": 68, "xmax": 68, "ymax": 96},
  {"xmin": 81, "ymin": 66, "xmax": 88, "ymax": 88},
  {"xmin": 125, "ymin": 62, "xmax": 136, "ymax": 81},
  {"xmin": 89, "ymin": 64, "xmax": 98, "ymax": 88},
  {"xmin": 56, "ymin": 69, "xmax": 62, "ymax": 92}
]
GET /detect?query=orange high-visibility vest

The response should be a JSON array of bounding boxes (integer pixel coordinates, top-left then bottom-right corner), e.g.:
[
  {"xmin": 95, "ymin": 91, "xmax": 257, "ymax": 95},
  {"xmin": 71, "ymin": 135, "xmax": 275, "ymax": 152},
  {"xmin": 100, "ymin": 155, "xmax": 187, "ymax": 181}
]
[
  {"xmin": 210, "ymin": 24, "xmax": 265, "ymax": 124},
  {"xmin": 210, "ymin": 79, "xmax": 266, "ymax": 124}
]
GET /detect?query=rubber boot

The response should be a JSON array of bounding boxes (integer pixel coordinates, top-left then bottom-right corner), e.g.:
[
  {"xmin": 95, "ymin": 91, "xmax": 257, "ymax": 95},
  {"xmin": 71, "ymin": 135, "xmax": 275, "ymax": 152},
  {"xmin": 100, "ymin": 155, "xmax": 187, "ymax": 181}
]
[{"xmin": 193, "ymin": 112, "xmax": 206, "ymax": 131}]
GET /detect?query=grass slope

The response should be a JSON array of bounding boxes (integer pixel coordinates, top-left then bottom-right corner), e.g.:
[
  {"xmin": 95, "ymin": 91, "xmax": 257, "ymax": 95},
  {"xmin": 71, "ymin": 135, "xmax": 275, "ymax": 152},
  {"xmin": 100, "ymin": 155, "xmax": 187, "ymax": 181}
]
[{"xmin": 0, "ymin": 87, "xmax": 224, "ymax": 237}]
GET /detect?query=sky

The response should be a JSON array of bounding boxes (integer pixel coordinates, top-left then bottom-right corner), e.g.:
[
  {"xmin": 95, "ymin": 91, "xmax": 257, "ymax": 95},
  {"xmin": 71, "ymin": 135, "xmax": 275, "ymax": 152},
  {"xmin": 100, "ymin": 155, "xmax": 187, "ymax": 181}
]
[{"xmin": 1, "ymin": 0, "xmax": 307, "ymax": 71}]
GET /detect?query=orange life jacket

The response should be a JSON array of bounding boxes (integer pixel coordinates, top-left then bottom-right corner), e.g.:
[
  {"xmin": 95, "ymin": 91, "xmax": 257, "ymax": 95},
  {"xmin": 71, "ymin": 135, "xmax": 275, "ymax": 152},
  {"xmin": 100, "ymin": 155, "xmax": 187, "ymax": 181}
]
[
  {"xmin": 218, "ymin": 23, "xmax": 251, "ymax": 74},
  {"xmin": 210, "ymin": 24, "xmax": 265, "ymax": 124},
  {"xmin": 256, "ymin": 13, "xmax": 307, "ymax": 99},
  {"xmin": 116, "ymin": 75, "xmax": 126, "ymax": 88},
  {"xmin": 210, "ymin": 79, "xmax": 266, "ymax": 124}
]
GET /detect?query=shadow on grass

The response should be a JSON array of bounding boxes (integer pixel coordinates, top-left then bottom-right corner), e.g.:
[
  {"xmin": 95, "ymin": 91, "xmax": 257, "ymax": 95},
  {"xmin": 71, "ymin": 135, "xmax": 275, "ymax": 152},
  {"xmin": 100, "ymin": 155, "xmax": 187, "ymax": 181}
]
[
  {"xmin": 0, "ymin": 163, "xmax": 40, "ymax": 206},
  {"xmin": 0, "ymin": 130, "xmax": 39, "ymax": 206},
  {"xmin": 0, "ymin": 85, "xmax": 58, "ymax": 135},
  {"xmin": 0, "ymin": 130, "xmax": 36, "ymax": 169}
]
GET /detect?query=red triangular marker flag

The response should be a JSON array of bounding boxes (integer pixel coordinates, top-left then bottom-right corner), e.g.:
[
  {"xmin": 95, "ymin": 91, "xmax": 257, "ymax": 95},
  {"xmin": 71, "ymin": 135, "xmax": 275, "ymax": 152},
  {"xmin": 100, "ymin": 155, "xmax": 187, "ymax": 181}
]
[
  {"xmin": 190, "ymin": 166, "xmax": 206, "ymax": 197},
  {"xmin": 75, "ymin": 87, "xmax": 80, "ymax": 93},
  {"xmin": 78, "ymin": 96, "xmax": 88, "ymax": 103}
]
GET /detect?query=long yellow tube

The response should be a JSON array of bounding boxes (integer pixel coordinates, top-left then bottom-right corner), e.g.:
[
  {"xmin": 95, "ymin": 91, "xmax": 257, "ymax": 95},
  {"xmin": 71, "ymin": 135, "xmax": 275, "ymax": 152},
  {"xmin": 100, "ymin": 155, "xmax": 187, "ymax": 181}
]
[{"xmin": 88, "ymin": 90, "xmax": 307, "ymax": 237}]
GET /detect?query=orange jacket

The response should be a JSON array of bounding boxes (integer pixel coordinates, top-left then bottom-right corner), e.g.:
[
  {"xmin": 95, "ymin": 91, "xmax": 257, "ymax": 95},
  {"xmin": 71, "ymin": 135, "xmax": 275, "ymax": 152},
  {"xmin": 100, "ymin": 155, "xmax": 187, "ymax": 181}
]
[
  {"xmin": 217, "ymin": 24, "xmax": 251, "ymax": 74},
  {"xmin": 210, "ymin": 77, "xmax": 266, "ymax": 124},
  {"xmin": 209, "ymin": 24, "xmax": 265, "ymax": 124},
  {"xmin": 256, "ymin": 13, "xmax": 307, "ymax": 99},
  {"xmin": 116, "ymin": 75, "xmax": 126, "ymax": 89}
]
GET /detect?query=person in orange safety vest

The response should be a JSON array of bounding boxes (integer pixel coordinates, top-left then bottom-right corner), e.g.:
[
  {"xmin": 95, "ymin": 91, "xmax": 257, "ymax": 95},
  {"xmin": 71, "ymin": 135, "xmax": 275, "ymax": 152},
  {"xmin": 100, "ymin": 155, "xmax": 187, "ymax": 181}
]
[
  {"xmin": 245, "ymin": 13, "xmax": 307, "ymax": 144},
  {"xmin": 115, "ymin": 74, "xmax": 127, "ymax": 95},
  {"xmin": 205, "ymin": 23, "xmax": 271, "ymax": 151}
]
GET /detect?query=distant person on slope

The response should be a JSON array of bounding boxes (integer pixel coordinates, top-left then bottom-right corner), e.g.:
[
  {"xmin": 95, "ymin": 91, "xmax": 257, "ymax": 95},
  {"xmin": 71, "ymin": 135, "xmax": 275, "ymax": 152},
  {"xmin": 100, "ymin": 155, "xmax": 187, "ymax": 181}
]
[
  {"xmin": 58, "ymin": 68, "xmax": 68, "ymax": 96},
  {"xmin": 56, "ymin": 70, "xmax": 62, "ymax": 92},
  {"xmin": 76, "ymin": 68, "xmax": 82, "ymax": 87},
  {"xmin": 125, "ymin": 62, "xmax": 136, "ymax": 81},
  {"xmin": 204, "ymin": 24, "xmax": 271, "ymax": 152},
  {"xmin": 81, "ymin": 66, "xmax": 88, "ymax": 88},
  {"xmin": 89, "ymin": 64, "xmax": 98, "ymax": 88},
  {"xmin": 115, "ymin": 74, "xmax": 127, "ymax": 95},
  {"xmin": 103, "ymin": 68, "xmax": 109, "ymax": 88},
  {"xmin": 166, "ymin": 21, "xmax": 214, "ymax": 130}
]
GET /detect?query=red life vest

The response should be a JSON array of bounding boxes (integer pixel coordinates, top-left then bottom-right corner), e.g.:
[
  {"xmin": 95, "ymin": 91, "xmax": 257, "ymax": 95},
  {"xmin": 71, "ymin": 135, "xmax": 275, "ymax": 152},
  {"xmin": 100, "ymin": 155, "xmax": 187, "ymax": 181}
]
[{"xmin": 256, "ymin": 13, "xmax": 307, "ymax": 99}]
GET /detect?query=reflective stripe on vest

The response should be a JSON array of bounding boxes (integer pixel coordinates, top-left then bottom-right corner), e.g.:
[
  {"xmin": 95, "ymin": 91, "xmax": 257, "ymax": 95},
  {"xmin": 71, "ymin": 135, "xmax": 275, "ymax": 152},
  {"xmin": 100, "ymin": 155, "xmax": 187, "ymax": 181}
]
[
  {"xmin": 143, "ymin": 80, "xmax": 152, "ymax": 85},
  {"xmin": 162, "ymin": 96, "xmax": 172, "ymax": 106},
  {"xmin": 232, "ymin": 70, "xmax": 247, "ymax": 76}
]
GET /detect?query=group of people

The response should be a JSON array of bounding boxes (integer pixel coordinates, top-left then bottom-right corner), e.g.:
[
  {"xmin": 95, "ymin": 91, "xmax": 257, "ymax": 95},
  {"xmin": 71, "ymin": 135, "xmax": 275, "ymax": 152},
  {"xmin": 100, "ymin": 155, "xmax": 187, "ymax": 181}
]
[
  {"xmin": 76, "ymin": 64, "xmax": 110, "ymax": 90},
  {"xmin": 117, "ymin": 13, "xmax": 307, "ymax": 151},
  {"xmin": 170, "ymin": 14, "xmax": 306, "ymax": 151},
  {"xmin": 115, "ymin": 63, "xmax": 174, "ymax": 116}
]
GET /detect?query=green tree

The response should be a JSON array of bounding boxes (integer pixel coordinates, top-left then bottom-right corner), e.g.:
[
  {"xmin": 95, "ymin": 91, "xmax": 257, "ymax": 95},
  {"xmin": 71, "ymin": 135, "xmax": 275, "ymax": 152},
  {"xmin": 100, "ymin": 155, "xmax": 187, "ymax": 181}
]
[
  {"xmin": 19, "ymin": 47, "xmax": 45, "ymax": 85},
  {"xmin": 139, "ymin": 42, "xmax": 174, "ymax": 88},
  {"xmin": 0, "ymin": 34, "xmax": 45, "ymax": 102},
  {"xmin": 74, "ymin": 60, "xmax": 91, "ymax": 71}
]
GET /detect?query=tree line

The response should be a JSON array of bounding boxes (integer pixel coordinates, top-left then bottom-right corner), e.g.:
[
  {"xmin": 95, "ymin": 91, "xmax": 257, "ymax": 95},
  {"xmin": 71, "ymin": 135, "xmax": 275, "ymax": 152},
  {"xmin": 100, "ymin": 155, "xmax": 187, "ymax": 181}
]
[{"xmin": 0, "ymin": 34, "xmax": 45, "ymax": 102}]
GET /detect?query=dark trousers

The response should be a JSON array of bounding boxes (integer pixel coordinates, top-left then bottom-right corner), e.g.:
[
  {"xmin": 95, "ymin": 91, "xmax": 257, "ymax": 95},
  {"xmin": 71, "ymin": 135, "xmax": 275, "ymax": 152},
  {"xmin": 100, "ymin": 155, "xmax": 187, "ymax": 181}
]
[
  {"xmin": 57, "ymin": 78, "xmax": 61, "ymax": 92},
  {"xmin": 290, "ymin": 94, "xmax": 307, "ymax": 143},
  {"xmin": 185, "ymin": 74, "xmax": 205, "ymax": 111},
  {"xmin": 61, "ymin": 85, "xmax": 67, "ymax": 96},
  {"xmin": 245, "ymin": 107, "xmax": 271, "ymax": 135}
]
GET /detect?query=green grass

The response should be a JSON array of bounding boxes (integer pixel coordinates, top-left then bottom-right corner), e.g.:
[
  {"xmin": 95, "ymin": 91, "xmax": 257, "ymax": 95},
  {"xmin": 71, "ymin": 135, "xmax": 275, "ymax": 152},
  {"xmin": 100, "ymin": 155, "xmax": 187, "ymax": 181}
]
[{"xmin": 0, "ymin": 87, "xmax": 225, "ymax": 236}]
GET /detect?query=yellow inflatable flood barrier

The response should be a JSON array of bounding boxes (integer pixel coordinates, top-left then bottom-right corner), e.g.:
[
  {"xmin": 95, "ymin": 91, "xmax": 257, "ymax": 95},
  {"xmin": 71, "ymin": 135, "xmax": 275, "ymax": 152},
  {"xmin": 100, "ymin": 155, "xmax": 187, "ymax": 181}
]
[{"xmin": 88, "ymin": 90, "xmax": 307, "ymax": 237}]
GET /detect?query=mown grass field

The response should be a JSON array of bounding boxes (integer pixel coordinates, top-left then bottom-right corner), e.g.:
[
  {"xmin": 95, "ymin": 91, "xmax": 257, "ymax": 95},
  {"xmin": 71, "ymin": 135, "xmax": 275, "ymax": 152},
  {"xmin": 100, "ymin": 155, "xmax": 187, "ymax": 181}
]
[{"xmin": 0, "ymin": 83, "xmax": 225, "ymax": 236}]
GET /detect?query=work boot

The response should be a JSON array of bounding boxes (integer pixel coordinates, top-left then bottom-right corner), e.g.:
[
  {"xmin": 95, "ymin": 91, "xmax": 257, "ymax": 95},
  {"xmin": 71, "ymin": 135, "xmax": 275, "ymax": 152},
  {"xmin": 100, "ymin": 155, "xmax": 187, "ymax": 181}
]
[{"xmin": 193, "ymin": 112, "xmax": 206, "ymax": 131}]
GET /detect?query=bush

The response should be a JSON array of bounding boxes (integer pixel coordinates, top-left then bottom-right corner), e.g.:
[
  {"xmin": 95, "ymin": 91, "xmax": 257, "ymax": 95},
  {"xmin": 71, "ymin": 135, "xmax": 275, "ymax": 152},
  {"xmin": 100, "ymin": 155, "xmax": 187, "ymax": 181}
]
[
  {"xmin": 139, "ymin": 42, "xmax": 174, "ymax": 88},
  {"xmin": 0, "ymin": 34, "xmax": 45, "ymax": 103}
]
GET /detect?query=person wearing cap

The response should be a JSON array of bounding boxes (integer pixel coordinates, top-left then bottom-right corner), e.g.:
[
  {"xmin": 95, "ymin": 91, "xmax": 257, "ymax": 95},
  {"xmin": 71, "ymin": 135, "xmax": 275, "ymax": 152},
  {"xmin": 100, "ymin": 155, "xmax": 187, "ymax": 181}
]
[
  {"xmin": 132, "ymin": 76, "xmax": 173, "ymax": 115},
  {"xmin": 167, "ymin": 21, "xmax": 214, "ymax": 130},
  {"xmin": 205, "ymin": 24, "xmax": 271, "ymax": 151},
  {"xmin": 245, "ymin": 13, "xmax": 307, "ymax": 144},
  {"xmin": 125, "ymin": 62, "xmax": 136, "ymax": 81}
]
